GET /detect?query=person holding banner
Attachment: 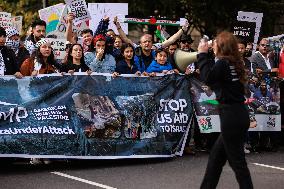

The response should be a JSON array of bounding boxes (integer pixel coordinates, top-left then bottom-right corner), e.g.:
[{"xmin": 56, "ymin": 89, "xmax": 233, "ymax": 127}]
[
  {"xmin": 113, "ymin": 43, "xmax": 140, "ymax": 76},
  {"xmin": 60, "ymin": 43, "xmax": 90, "ymax": 74},
  {"xmin": 198, "ymin": 31, "xmax": 253, "ymax": 189},
  {"xmin": 20, "ymin": 38, "xmax": 60, "ymax": 76},
  {"xmin": 0, "ymin": 27, "xmax": 23, "ymax": 78},
  {"xmin": 24, "ymin": 19, "xmax": 47, "ymax": 55},
  {"xmin": 5, "ymin": 27, "xmax": 29, "ymax": 67},
  {"xmin": 84, "ymin": 34, "xmax": 116, "ymax": 73}
]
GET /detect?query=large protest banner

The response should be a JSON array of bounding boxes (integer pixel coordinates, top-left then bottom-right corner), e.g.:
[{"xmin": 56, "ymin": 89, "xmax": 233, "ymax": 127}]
[
  {"xmin": 88, "ymin": 3, "xmax": 128, "ymax": 34},
  {"xmin": 190, "ymin": 77, "xmax": 281, "ymax": 133},
  {"xmin": 0, "ymin": 74, "xmax": 192, "ymax": 159},
  {"xmin": 38, "ymin": 3, "xmax": 65, "ymax": 34}
]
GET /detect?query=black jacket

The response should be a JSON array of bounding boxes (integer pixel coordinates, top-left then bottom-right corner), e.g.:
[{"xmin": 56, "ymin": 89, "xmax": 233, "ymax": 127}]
[
  {"xmin": 0, "ymin": 46, "xmax": 19, "ymax": 75},
  {"xmin": 197, "ymin": 53, "xmax": 245, "ymax": 104}
]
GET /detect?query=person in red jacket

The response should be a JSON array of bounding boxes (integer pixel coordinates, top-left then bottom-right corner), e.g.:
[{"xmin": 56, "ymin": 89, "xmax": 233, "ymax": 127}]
[{"xmin": 278, "ymin": 44, "xmax": 284, "ymax": 77}]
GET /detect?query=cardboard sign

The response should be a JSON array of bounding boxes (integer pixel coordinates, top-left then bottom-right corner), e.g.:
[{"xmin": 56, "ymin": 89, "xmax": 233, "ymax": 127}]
[
  {"xmin": 88, "ymin": 3, "xmax": 128, "ymax": 34},
  {"xmin": 38, "ymin": 3, "xmax": 65, "ymax": 34},
  {"xmin": 65, "ymin": 0, "xmax": 91, "ymax": 26},
  {"xmin": 56, "ymin": 5, "xmax": 89, "ymax": 37},
  {"xmin": 11, "ymin": 16, "xmax": 23, "ymax": 35},
  {"xmin": 48, "ymin": 38, "xmax": 66, "ymax": 60},
  {"xmin": 0, "ymin": 12, "xmax": 12, "ymax": 29}
]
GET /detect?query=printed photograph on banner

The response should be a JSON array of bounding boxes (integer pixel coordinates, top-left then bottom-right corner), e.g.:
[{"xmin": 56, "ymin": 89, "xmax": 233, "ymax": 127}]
[
  {"xmin": 116, "ymin": 93, "xmax": 157, "ymax": 140},
  {"xmin": 72, "ymin": 93, "xmax": 121, "ymax": 139},
  {"xmin": 65, "ymin": 0, "xmax": 91, "ymax": 26},
  {"xmin": 190, "ymin": 72, "xmax": 281, "ymax": 133},
  {"xmin": 38, "ymin": 3, "xmax": 65, "ymax": 34},
  {"xmin": 11, "ymin": 16, "xmax": 23, "ymax": 35},
  {"xmin": 88, "ymin": 3, "xmax": 128, "ymax": 34}
]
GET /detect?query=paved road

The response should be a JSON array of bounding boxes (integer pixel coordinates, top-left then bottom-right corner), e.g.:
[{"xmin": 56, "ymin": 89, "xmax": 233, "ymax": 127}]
[{"xmin": 1, "ymin": 149, "xmax": 284, "ymax": 189}]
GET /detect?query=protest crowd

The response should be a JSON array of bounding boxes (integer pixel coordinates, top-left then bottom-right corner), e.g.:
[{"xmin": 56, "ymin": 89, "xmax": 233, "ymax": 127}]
[{"xmin": 0, "ymin": 1, "xmax": 284, "ymax": 166}]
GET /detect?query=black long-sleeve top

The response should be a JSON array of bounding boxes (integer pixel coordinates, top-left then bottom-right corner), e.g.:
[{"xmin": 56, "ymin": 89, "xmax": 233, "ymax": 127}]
[
  {"xmin": 0, "ymin": 46, "xmax": 19, "ymax": 75},
  {"xmin": 197, "ymin": 53, "xmax": 245, "ymax": 104}
]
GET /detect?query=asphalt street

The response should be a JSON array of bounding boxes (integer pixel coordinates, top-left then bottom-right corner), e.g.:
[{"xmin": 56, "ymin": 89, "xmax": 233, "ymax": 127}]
[{"xmin": 0, "ymin": 148, "xmax": 284, "ymax": 189}]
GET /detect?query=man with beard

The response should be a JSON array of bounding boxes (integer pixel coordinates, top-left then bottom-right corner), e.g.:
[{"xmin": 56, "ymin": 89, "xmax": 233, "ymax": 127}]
[
  {"xmin": 24, "ymin": 19, "xmax": 46, "ymax": 55},
  {"xmin": 0, "ymin": 27, "xmax": 23, "ymax": 78}
]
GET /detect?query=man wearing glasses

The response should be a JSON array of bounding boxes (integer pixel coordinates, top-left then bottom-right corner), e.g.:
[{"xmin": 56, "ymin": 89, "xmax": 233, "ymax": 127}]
[
  {"xmin": 251, "ymin": 38, "xmax": 278, "ymax": 74},
  {"xmin": 179, "ymin": 34, "xmax": 195, "ymax": 52}
]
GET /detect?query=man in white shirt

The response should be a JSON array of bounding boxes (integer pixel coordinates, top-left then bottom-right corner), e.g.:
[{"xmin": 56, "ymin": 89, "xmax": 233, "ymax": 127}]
[{"xmin": 251, "ymin": 38, "xmax": 278, "ymax": 74}]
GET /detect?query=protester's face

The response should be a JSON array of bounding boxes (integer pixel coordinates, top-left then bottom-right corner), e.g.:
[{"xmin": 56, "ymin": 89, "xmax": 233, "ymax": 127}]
[
  {"xmin": 238, "ymin": 43, "xmax": 246, "ymax": 55},
  {"xmin": 114, "ymin": 37, "xmax": 122, "ymax": 49},
  {"xmin": 95, "ymin": 40, "xmax": 105, "ymax": 53},
  {"xmin": 156, "ymin": 51, "xmax": 167, "ymax": 65},
  {"xmin": 246, "ymin": 44, "xmax": 252, "ymax": 51},
  {"xmin": 123, "ymin": 47, "xmax": 134, "ymax": 60},
  {"xmin": 82, "ymin": 32, "xmax": 93, "ymax": 46},
  {"xmin": 140, "ymin": 35, "xmax": 152, "ymax": 51},
  {"xmin": 71, "ymin": 45, "xmax": 83, "ymax": 60},
  {"xmin": 33, "ymin": 25, "xmax": 46, "ymax": 41},
  {"xmin": 39, "ymin": 43, "xmax": 52, "ymax": 57},
  {"xmin": 260, "ymin": 82, "xmax": 267, "ymax": 90},
  {"xmin": 259, "ymin": 39, "xmax": 270, "ymax": 55},
  {"xmin": 0, "ymin": 35, "xmax": 6, "ymax": 46},
  {"xmin": 179, "ymin": 40, "xmax": 192, "ymax": 51},
  {"xmin": 168, "ymin": 44, "xmax": 177, "ymax": 55}
]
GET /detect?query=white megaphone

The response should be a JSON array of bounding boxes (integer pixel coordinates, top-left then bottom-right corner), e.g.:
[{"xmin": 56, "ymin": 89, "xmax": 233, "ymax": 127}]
[{"xmin": 174, "ymin": 49, "xmax": 198, "ymax": 73}]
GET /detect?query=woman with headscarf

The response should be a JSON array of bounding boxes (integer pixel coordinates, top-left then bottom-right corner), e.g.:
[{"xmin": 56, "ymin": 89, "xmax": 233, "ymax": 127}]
[
  {"xmin": 20, "ymin": 38, "xmax": 60, "ymax": 76},
  {"xmin": 5, "ymin": 27, "xmax": 29, "ymax": 67}
]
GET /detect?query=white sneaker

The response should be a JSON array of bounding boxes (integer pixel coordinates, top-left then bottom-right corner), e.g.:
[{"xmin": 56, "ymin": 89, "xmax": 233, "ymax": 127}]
[
  {"xmin": 244, "ymin": 147, "xmax": 250, "ymax": 154},
  {"xmin": 30, "ymin": 158, "xmax": 43, "ymax": 165}
]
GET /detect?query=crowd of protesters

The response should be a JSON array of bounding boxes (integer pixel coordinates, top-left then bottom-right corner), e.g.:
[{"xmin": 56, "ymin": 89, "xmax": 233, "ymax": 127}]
[{"xmin": 0, "ymin": 10, "xmax": 284, "ymax": 165}]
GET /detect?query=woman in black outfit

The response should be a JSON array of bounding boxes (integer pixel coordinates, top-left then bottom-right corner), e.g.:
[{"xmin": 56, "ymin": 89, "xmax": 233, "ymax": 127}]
[
  {"xmin": 198, "ymin": 31, "xmax": 253, "ymax": 189},
  {"xmin": 60, "ymin": 43, "xmax": 90, "ymax": 74}
]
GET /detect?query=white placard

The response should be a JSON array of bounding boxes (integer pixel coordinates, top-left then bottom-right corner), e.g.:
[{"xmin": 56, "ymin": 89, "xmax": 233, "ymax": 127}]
[
  {"xmin": 48, "ymin": 38, "xmax": 67, "ymax": 60},
  {"xmin": 38, "ymin": 3, "xmax": 65, "ymax": 34},
  {"xmin": 237, "ymin": 11, "xmax": 263, "ymax": 53},
  {"xmin": 88, "ymin": 3, "xmax": 128, "ymax": 35},
  {"xmin": 56, "ymin": 5, "xmax": 89, "ymax": 37},
  {"xmin": 65, "ymin": 0, "xmax": 91, "ymax": 26},
  {"xmin": 0, "ymin": 12, "xmax": 12, "ymax": 29}
]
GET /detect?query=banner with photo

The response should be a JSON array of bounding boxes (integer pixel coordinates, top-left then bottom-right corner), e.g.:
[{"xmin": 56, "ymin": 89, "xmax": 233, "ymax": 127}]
[
  {"xmin": 0, "ymin": 74, "xmax": 192, "ymax": 159},
  {"xmin": 190, "ymin": 77, "xmax": 281, "ymax": 133}
]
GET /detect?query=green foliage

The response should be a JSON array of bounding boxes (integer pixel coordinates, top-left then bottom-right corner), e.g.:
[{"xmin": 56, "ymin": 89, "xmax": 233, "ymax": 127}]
[{"xmin": 1, "ymin": 0, "xmax": 283, "ymax": 37}]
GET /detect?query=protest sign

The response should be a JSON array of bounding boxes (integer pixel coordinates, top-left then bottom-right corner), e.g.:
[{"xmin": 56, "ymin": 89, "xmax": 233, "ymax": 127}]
[
  {"xmin": 237, "ymin": 11, "xmax": 263, "ymax": 53},
  {"xmin": 48, "ymin": 38, "xmax": 66, "ymax": 59},
  {"xmin": 88, "ymin": 3, "xmax": 128, "ymax": 34},
  {"xmin": 38, "ymin": 3, "xmax": 65, "ymax": 34},
  {"xmin": 56, "ymin": 5, "xmax": 89, "ymax": 37},
  {"xmin": 65, "ymin": 0, "xmax": 91, "ymax": 26},
  {"xmin": 190, "ymin": 77, "xmax": 281, "ymax": 133},
  {"xmin": 232, "ymin": 21, "xmax": 256, "ymax": 43},
  {"xmin": 0, "ymin": 12, "xmax": 12, "ymax": 29},
  {"xmin": 11, "ymin": 16, "xmax": 23, "ymax": 35},
  {"xmin": 0, "ymin": 74, "xmax": 192, "ymax": 158}
]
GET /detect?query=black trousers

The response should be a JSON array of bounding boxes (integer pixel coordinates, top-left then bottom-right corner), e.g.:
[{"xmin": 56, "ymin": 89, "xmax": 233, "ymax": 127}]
[{"xmin": 200, "ymin": 103, "xmax": 253, "ymax": 189}]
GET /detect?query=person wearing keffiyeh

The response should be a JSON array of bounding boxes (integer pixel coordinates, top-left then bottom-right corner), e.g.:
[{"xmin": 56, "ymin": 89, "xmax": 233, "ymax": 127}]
[
  {"xmin": 0, "ymin": 27, "xmax": 23, "ymax": 78},
  {"xmin": 5, "ymin": 27, "xmax": 30, "ymax": 67}
]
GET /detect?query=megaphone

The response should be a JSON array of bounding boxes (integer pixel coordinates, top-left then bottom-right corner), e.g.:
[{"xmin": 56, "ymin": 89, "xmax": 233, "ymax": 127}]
[{"xmin": 174, "ymin": 49, "xmax": 198, "ymax": 73}]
